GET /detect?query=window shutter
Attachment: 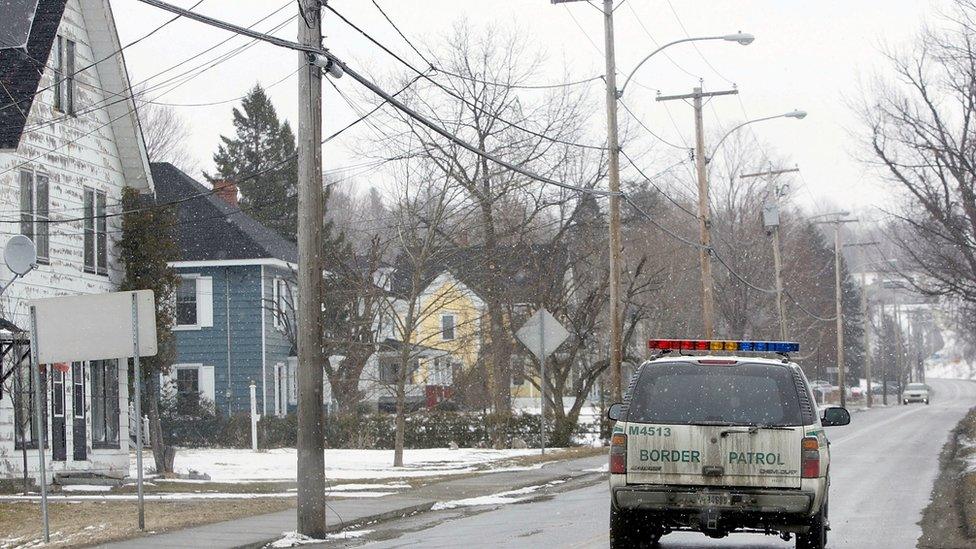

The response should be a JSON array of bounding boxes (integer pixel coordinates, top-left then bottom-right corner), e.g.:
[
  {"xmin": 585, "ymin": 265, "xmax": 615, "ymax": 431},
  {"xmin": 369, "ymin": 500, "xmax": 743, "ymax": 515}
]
[
  {"xmin": 197, "ymin": 276, "xmax": 213, "ymax": 327},
  {"xmin": 200, "ymin": 365, "xmax": 216, "ymax": 402}
]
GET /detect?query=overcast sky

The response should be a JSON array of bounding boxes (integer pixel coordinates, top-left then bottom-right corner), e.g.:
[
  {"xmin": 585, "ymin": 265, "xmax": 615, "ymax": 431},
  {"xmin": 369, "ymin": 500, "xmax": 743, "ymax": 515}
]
[{"xmin": 111, "ymin": 0, "xmax": 937, "ymax": 214}]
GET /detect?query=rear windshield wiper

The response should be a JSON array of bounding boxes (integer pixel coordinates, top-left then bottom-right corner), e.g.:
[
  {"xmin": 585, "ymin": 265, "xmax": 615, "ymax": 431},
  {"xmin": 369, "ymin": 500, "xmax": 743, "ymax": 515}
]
[{"xmin": 720, "ymin": 424, "xmax": 795, "ymax": 437}]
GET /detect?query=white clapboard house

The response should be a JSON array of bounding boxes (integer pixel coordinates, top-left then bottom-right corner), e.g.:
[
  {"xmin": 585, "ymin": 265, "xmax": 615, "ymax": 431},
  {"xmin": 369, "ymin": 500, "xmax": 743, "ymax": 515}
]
[{"xmin": 0, "ymin": 0, "xmax": 153, "ymax": 483}]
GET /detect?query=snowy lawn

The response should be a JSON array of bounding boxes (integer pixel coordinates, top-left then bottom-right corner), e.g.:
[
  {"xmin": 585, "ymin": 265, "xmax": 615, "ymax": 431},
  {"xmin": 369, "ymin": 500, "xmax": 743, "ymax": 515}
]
[{"xmin": 131, "ymin": 447, "xmax": 542, "ymax": 482}]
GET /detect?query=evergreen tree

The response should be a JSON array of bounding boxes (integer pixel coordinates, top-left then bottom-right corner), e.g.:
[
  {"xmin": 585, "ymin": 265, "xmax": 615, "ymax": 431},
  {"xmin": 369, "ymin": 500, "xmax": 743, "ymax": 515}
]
[{"xmin": 209, "ymin": 84, "xmax": 298, "ymax": 240}]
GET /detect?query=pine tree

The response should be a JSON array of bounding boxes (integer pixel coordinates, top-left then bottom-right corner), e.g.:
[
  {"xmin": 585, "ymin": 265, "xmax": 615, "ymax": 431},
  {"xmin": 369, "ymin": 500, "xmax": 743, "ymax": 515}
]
[{"xmin": 209, "ymin": 84, "xmax": 298, "ymax": 240}]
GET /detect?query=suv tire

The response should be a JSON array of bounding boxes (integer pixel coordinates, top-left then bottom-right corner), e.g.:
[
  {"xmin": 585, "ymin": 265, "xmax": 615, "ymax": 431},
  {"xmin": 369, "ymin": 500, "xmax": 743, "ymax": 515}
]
[
  {"xmin": 610, "ymin": 505, "xmax": 661, "ymax": 548},
  {"xmin": 796, "ymin": 502, "xmax": 827, "ymax": 549}
]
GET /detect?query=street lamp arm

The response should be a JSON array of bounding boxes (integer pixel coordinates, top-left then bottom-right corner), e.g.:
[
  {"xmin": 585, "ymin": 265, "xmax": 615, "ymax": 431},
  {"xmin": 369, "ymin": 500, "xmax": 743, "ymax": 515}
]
[
  {"xmin": 618, "ymin": 36, "xmax": 726, "ymax": 98},
  {"xmin": 710, "ymin": 115, "xmax": 782, "ymax": 158},
  {"xmin": 708, "ymin": 110, "xmax": 807, "ymax": 162}
]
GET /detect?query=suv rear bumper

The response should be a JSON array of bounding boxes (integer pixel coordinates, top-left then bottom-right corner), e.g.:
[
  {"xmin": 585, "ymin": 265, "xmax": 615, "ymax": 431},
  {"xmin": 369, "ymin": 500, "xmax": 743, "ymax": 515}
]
[{"xmin": 612, "ymin": 485, "xmax": 815, "ymax": 515}]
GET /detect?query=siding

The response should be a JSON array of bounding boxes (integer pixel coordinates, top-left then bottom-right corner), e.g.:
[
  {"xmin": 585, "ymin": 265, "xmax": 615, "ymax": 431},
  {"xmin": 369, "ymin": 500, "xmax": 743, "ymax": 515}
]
[
  {"xmin": 174, "ymin": 265, "xmax": 291, "ymax": 414},
  {"xmin": 0, "ymin": 0, "xmax": 131, "ymax": 481},
  {"xmin": 261, "ymin": 265, "xmax": 294, "ymax": 415}
]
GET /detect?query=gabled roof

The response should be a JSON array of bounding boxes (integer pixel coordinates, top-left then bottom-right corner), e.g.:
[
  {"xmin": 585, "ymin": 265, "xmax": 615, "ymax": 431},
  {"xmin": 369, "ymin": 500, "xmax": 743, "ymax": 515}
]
[
  {"xmin": 0, "ymin": 0, "xmax": 68, "ymax": 151},
  {"xmin": 151, "ymin": 162, "xmax": 297, "ymax": 264}
]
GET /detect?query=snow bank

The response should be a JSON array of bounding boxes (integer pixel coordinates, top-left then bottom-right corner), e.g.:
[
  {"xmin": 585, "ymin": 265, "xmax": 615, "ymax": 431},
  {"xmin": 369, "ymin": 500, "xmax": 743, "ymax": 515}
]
[
  {"xmin": 925, "ymin": 328, "xmax": 976, "ymax": 380},
  {"xmin": 268, "ymin": 529, "xmax": 373, "ymax": 547},
  {"xmin": 132, "ymin": 447, "xmax": 539, "ymax": 482}
]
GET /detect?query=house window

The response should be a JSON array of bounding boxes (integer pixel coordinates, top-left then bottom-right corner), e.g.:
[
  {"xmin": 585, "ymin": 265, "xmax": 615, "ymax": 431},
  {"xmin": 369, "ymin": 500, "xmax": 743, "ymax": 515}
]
[
  {"xmin": 13, "ymin": 362, "xmax": 47, "ymax": 450},
  {"xmin": 176, "ymin": 367, "xmax": 200, "ymax": 413},
  {"xmin": 272, "ymin": 277, "xmax": 290, "ymax": 330},
  {"xmin": 53, "ymin": 36, "xmax": 75, "ymax": 115},
  {"xmin": 91, "ymin": 359, "xmax": 119, "ymax": 448},
  {"xmin": 379, "ymin": 359, "xmax": 400, "ymax": 384},
  {"xmin": 441, "ymin": 314, "xmax": 455, "ymax": 341},
  {"xmin": 83, "ymin": 188, "xmax": 107, "ymax": 274},
  {"xmin": 72, "ymin": 362, "xmax": 84, "ymax": 419},
  {"xmin": 176, "ymin": 278, "xmax": 198, "ymax": 326},
  {"xmin": 20, "ymin": 170, "xmax": 49, "ymax": 263}
]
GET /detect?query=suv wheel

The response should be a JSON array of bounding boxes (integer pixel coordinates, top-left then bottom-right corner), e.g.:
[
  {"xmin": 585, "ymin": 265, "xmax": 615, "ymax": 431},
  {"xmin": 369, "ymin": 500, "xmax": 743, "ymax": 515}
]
[
  {"xmin": 925, "ymin": 399, "xmax": 930, "ymax": 405},
  {"xmin": 610, "ymin": 505, "xmax": 662, "ymax": 548},
  {"xmin": 796, "ymin": 502, "xmax": 827, "ymax": 549}
]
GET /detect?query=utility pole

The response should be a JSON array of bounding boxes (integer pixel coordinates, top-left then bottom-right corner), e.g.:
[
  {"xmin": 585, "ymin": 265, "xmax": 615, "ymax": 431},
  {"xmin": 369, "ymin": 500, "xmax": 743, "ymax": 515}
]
[
  {"xmin": 881, "ymin": 302, "xmax": 888, "ymax": 406},
  {"xmin": 861, "ymin": 272, "xmax": 872, "ymax": 408},
  {"xmin": 601, "ymin": 0, "xmax": 623, "ymax": 401},
  {"xmin": 296, "ymin": 0, "xmax": 326, "ymax": 538},
  {"xmin": 814, "ymin": 216, "xmax": 857, "ymax": 408},
  {"xmin": 894, "ymin": 303, "xmax": 904, "ymax": 404},
  {"xmin": 742, "ymin": 167, "xmax": 798, "ymax": 341},
  {"xmin": 658, "ymin": 87, "xmax": 738, "ymax": 338}
]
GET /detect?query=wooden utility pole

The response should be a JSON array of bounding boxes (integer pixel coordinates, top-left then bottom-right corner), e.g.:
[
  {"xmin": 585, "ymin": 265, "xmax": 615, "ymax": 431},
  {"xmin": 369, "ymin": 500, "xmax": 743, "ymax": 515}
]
[
  {"xmin": 600, "ymin": 0, "xmax": 623, "ymax": 400},
  {"xmin": 741, "ymin": 167, "xmax": 798, "ymax": 341},
  {"xmin": 296, "ymin": 0, "xmax": 326, "ymax": 537},
  {"xmin": 657, "ymin": 87, "xmax": 738, "ymax": 338},
  {"xmin": 834, "ymin": 224, "xmax": 845, "ymax": 408},
  {"xmin": 861, "ymin": 272, "xmax": 872, "ymax": 408}
]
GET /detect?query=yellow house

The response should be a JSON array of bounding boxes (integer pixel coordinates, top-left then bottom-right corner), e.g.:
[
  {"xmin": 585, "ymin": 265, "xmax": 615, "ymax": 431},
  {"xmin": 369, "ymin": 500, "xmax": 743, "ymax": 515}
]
[{"xmin": 400, "ymin": 272, "xmax": 484, "ymax": 386}]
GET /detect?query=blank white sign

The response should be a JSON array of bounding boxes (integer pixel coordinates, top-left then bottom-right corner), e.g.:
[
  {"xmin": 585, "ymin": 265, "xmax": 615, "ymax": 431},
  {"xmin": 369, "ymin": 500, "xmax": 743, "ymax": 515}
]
[{"xmin": 30, "ymin": 290, "xmax": 158, "ymax": 363}]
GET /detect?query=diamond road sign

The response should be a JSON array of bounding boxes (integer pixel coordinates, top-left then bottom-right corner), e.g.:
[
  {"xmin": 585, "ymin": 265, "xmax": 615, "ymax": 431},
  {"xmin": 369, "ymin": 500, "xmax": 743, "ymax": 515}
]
[{"xmin": 516, "ymin": 308, "xmax": 570, "ymax": 361}]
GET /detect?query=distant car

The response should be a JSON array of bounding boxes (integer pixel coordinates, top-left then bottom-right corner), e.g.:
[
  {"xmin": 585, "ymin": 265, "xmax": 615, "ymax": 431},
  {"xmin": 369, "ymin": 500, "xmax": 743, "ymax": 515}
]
[{"xmin": 902, "ymin": 383, "xmax": 930, "ymax": 405}]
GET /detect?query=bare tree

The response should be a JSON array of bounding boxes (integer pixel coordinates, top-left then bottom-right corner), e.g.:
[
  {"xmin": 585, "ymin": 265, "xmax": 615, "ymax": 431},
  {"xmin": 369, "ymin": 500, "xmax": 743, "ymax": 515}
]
[
  {"xmin": 370, "ymin": 23, "xmax": 599, "ymax": 446},
  {"xmin": 137, "ymin": 95, "xmax": 199, "ymax": 175},
  {"xmin": 861, "ymin": 0, "xmax": 976, "ymax": 307}
]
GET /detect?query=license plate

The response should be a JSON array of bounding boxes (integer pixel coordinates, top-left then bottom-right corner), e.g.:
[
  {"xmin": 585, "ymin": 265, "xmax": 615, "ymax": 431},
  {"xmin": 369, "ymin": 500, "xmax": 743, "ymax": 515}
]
[{"xmin": 696, "ymin": 493, "xmax": 731, "ymax": 507}]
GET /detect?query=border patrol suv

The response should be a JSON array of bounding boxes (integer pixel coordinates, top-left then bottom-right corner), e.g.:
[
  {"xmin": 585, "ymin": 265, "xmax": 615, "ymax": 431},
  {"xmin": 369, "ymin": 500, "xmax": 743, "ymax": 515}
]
[{"xmin": 607, "ymin": 339, "xmax": 850, "ymax": 549}]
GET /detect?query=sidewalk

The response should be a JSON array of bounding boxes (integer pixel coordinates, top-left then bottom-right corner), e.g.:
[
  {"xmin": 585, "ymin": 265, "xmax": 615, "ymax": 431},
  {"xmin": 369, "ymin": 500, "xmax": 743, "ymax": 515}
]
[{"xmin": 96, "ymin": 454, "xmax": 607, "ymax": 549}]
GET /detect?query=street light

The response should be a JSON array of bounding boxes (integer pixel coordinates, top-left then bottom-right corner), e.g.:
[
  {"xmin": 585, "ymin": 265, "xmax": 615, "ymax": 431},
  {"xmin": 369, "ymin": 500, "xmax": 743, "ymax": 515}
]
[
  {"xmin": 708, "ymin": 110, "xmax": 808, "ymax": 162},
  {"xmin": 601, "ymin": 28, "xmax": 756, "ymax": 391},
  {"xmin": 618, "ymin": 33, "xmax": 755, "ymax": 98}
]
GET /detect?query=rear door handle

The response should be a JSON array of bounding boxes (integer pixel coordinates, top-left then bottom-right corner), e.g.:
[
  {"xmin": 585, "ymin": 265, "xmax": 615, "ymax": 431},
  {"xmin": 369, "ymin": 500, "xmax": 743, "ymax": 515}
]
[{"xmin": 702, "ymin": 466, "xmax": 724, "ymax": 477}]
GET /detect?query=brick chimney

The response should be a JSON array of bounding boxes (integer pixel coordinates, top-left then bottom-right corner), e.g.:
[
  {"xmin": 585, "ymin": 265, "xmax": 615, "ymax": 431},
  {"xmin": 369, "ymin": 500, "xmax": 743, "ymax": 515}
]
[{"xmin": 214, "ymin": 179, "xmax": 238, "ymax": 207}]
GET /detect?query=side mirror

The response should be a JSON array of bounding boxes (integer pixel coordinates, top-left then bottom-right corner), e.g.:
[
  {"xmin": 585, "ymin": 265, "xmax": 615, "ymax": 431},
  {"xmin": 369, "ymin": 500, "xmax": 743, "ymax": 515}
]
[
  {"xmin": 607, "ymin": 403, "xmax": 624, "ymax": 421},
  {"xmin": 821, "ymin": 406, "xmax": 851, "ymax": 427}
]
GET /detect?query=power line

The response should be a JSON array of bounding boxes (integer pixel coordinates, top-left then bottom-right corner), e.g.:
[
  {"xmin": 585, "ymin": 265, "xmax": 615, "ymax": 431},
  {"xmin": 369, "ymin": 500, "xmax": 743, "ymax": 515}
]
[
  {"xmin": 0, "ymin": 0, "xmax": 207, "ymax": 115},
  {"xmin": 618, "ymin": 98, "xmax": 690, "ymax": 151},
  {"xmin": 322, "ymin": 4, "xmax": 608, "ymax": 152}
]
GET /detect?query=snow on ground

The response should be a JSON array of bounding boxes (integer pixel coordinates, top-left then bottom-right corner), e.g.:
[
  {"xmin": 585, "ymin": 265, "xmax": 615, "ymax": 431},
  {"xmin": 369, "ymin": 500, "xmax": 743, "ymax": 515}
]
[
  {"xmin": 925, "ymin": 328, "xmax": 976, "ymax": 380},
  {"xmin": 60, "ymin": 485, "xmax": 113, "ymax": 492},
  {"xmin": 268, "ymin": 530, "xmax": 373, "ymax": 547},
  {"xmin": 131, "ymin": 448, "xmax": 539, "ymax": 482},
  {"xmin": 431, "ymin": 478, "xmax": 567, "ymax": 510}
]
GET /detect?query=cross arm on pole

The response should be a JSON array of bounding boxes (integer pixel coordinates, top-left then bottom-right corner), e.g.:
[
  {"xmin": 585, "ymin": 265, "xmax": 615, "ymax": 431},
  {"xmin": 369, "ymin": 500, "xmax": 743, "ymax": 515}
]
[
  {"xmin": 656, "ymin": 89, "xmax": 739, "ymax": 102},
  {"xmin": 740, "ymin": 167, "xmax": 800, "ymax": 179}
]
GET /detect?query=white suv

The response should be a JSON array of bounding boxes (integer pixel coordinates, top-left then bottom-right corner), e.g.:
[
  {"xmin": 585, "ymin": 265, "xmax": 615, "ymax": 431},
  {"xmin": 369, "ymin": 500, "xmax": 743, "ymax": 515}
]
[
  {"xmin": 607, "ymin": 344, "xmax": 850, "ymax": 549},
  {"xmin": 902, "ymin": 382, "xmax": 930, "ymax": 405}
]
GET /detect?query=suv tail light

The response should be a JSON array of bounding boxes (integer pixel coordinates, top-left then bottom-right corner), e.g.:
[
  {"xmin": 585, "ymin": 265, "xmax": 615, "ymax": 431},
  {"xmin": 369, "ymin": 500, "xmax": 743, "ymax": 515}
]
[
  {"xmin": 801, "ymin": 436, "xmax": 820, "ymax": 478},
  {"xmin": 609, "ymin": 433, "xmax": 627, "ymax": 474}
]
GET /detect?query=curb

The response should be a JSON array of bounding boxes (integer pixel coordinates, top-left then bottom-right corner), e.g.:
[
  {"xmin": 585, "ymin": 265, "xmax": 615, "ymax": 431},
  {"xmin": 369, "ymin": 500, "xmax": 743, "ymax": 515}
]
[{"xmin": 236, "ymin": 466, "xmax": 606, "ymax": 548}]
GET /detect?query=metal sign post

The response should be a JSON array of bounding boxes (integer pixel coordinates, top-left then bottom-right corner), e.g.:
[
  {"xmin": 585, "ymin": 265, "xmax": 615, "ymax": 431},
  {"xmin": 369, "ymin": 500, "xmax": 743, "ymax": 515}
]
[
  {"xmin": 132, "ymin": 292, "xmax": 145, "ymax": 530},
  {"xmin": 28, "ymin": 305, "xmax": 49, "ymax": 543},
  {"xmin": 29, "ymin": 290, "xmax": 158, "ymax": 537},
  {"xmin": 516, "ymin": 309, "xmax": 570, "ymax": 455},
  {"xmin": 538, "ymin": 313, "xmax": 546, "ymax": 455}
]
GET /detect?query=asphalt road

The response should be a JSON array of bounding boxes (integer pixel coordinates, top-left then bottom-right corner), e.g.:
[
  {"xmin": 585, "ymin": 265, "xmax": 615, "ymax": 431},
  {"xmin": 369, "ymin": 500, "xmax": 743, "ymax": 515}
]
[{"xmin": 351, "ymin": 378, "xmax": 976, "ymax": 549}]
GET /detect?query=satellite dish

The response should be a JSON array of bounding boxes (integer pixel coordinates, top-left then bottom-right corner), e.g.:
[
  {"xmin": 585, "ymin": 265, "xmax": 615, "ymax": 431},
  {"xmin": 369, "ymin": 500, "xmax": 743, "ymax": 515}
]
[{"xmin": 4, "ymin": 235, "xmax": 37, "ymax": 276}]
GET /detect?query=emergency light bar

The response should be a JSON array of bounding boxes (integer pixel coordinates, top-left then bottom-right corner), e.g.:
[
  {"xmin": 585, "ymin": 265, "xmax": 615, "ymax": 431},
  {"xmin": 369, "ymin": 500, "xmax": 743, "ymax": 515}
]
[{"xmin": 647, "ymin": 339, "xmax": 800, "ymax": 353}]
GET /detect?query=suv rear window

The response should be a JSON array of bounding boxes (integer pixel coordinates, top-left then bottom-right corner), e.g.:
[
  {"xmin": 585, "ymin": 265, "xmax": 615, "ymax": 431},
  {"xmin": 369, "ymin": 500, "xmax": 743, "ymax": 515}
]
[{"xmin": 627, "ymin": 362, "xmax": 804, "ymax": 426}]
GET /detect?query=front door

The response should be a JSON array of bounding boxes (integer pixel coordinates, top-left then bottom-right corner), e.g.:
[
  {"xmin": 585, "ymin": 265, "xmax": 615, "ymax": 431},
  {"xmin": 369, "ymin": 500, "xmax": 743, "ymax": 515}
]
[
  {"xmin": 72, "ymin": 363, "xmax": 86, "ymax": 461},
  {"xmin": 51, "ymin": 368, "xmax": 66, "ymax": 461}
]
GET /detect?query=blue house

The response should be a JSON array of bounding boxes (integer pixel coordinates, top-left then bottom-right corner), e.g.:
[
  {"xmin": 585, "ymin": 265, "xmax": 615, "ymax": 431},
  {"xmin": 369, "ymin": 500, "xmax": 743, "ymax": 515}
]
[{"xmin": 150, "ymin": 163, "xmax": 297, "ymax": 417}]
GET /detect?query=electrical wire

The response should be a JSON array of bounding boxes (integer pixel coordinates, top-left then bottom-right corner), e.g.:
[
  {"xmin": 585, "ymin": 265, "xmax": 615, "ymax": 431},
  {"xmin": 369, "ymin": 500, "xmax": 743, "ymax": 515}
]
[{"xmin": 322, "ymin": 4, "xmax": 608, "ymax": 152}]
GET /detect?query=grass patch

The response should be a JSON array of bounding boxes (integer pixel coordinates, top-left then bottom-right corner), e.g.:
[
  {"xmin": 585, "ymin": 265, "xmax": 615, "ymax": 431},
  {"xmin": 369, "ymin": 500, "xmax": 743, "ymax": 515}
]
[
  {"xmin": 0, "ymin": 498, "xmax": 296, "ymax": 548},
  {"xmin": 957, "ymin": 408, "xmax": 976, "ymax": 538}
]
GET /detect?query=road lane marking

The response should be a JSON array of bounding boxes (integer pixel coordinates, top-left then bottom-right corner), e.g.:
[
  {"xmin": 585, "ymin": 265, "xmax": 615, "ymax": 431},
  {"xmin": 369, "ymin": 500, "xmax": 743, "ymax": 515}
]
[{"xmin": 831, "ymin": 405, "xmax": 929, "ymax": 446}]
